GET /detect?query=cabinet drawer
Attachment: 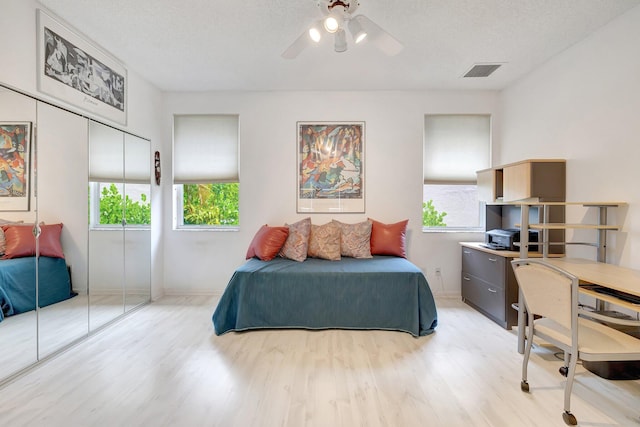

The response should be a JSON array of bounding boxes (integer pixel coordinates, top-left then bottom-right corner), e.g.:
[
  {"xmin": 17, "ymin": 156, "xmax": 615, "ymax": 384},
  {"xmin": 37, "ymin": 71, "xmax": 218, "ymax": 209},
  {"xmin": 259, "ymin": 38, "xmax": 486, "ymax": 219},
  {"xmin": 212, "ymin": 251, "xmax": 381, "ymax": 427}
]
[
  {"xmin": 461, "ymin": 247, "xmax": 505, "ymax": 287},
  {"xmin": 461, "ymin": 273, "xmax": 505, "ymax": 323}
]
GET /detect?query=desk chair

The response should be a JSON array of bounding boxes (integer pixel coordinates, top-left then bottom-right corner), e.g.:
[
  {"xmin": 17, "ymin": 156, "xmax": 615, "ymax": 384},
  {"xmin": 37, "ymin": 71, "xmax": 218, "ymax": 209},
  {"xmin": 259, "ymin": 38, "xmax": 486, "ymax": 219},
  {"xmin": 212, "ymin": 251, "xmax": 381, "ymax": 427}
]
[{"xmin": 511, "ymin": 258, "xmax": 640, "ymax": 426}]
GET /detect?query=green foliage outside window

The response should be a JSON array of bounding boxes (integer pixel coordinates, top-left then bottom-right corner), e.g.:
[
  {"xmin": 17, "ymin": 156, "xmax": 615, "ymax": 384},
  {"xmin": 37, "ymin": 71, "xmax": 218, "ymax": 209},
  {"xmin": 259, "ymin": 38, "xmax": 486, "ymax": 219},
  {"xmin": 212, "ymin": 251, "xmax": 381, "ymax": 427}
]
[
  {"xmin": 183, "ymin": 183, "xmax": 239, "ymax": 226},
  {"xmin": 99, "ymin": 183, "xmax": 151, "ymax": 225},
  {"xmin": 422, "ymin": 199, "xmax": 447, "ymax": 227}
]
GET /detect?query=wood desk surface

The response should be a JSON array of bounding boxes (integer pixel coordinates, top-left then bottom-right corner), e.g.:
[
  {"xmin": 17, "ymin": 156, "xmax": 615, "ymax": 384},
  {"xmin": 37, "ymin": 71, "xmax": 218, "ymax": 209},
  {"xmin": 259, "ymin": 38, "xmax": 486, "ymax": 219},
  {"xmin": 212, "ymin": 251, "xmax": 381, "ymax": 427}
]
[
  {"xmin": 460, "ymin": 242, "xmax": 564, "ymax": 258},
  {"xmin": 540, "ymin": 258, "xmax": 640, "ymax": 297}
]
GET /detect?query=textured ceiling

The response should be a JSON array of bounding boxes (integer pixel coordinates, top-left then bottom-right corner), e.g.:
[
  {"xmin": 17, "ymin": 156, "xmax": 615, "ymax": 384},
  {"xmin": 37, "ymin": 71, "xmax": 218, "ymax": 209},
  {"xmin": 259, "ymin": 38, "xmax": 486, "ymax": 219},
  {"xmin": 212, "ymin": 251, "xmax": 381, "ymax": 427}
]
[{"xmin": 36, "ymin": 0, "xmax": 640, "ymax": 92}]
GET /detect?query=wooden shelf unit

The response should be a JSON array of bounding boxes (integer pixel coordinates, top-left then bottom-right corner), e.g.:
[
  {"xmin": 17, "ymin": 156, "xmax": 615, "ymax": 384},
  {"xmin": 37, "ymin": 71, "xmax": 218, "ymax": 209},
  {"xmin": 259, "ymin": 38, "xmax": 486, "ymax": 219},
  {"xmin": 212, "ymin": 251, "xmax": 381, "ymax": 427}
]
[
  {"xmin": 463, "ymin": 159, "xmax": 568, "ymax": 328},
  {"xmin": 477, "ymin": 159, "xmax": 566, "ymax": 203},
  {"xmin": 516, "ymin": 202, "xmax": 627, "ymax": 261}
]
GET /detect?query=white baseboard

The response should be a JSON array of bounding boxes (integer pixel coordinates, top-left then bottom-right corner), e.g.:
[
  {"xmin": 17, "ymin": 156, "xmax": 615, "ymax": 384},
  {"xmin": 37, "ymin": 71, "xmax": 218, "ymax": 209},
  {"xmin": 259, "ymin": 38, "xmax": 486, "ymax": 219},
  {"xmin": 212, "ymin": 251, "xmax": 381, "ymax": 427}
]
[
  {"xmin": 161, "ymin": 288, "xmax": 222, "ymax": 297},
  {"xmin": 432, "ymin": 292, "xmax": 462, "ymax": 300}
]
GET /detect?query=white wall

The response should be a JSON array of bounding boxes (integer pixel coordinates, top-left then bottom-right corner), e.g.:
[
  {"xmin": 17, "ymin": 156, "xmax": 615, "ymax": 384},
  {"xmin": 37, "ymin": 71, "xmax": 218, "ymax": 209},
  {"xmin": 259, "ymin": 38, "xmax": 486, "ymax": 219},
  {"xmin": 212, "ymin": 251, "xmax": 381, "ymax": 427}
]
[
  {"xmin": 9, "ymin": 0, "xmax": 638, "ymax": 299},
  {"xmin": 0, "ymin": 0, "xmax": 166, "ymax": 298},
  {"xmin": 162, "ymin": 90, "xmax": 499, "ymax": 295},
  {"xmin": 498, "ymin": 5, "xmax": 640, "ymax": 268}
]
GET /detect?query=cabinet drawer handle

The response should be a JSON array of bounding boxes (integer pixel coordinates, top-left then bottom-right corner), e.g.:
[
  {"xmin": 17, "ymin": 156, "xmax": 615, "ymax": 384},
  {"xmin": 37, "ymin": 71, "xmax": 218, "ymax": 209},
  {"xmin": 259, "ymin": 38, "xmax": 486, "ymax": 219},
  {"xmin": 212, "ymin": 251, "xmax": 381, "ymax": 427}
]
[
  {"xmin": 463, "ymin": 250, "xmax": 471, "ymax": 254},
  {"xmin": 488, "ymin": 257, "xmax": 497, "ymax": 262},
  {"xmin": 463, "ymin": 276, "xmax": 471, "ymax": 281},
  {"xmin": 487, "ymin": 288, "xmax": 497, "ymax": 293}
]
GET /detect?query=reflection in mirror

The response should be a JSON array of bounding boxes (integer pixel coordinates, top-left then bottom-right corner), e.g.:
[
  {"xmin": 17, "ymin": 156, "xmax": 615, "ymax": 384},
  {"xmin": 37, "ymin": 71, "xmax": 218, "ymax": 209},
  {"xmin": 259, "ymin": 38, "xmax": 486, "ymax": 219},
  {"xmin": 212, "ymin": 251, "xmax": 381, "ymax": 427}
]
[
  {"xmin": 36, "ymin": 102, "xmax": 90, "ymax": 358},
  {"xmin": 123, "ymin": 133, "xmax": 151, "ymax": 311},
  {"xmin": 88, "ymin": 121, "xmax": 125, "ymax": 330},
  {"xmin": 0, "ymin": 87, "xmax": 38, "ymax": 381}
]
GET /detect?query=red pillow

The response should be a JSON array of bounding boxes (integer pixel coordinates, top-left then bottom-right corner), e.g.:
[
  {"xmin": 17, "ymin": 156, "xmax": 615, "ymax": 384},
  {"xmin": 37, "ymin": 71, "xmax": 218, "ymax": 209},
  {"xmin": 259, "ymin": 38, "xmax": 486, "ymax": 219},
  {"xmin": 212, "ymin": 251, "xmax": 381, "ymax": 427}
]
[
  {"xmin": 246, "ymin": 225, "xmax": 289, "ymax": 261},
  {"xmin": 369, "ymin": 219, "xmax": 408, "ymax": 258},
  {"xmin": 2, "ymin": 223, "xmax": 65, "ymax": 259}
]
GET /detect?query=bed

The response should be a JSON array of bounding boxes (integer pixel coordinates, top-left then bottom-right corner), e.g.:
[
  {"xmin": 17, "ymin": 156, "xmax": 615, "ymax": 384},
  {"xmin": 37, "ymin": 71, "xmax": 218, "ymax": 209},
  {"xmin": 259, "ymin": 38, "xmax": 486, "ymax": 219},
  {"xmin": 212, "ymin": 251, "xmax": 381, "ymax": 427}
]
[
  {"xmin": 0, "ymin": 222, "xmax": 75, "ymax": 322},
  {"xmin": 0, "ymin": 257, "xmax": 75, "ymax": 322},
  {"xmin": 212, "ymin": 255, "xmax": 438, "ymax": 337}
]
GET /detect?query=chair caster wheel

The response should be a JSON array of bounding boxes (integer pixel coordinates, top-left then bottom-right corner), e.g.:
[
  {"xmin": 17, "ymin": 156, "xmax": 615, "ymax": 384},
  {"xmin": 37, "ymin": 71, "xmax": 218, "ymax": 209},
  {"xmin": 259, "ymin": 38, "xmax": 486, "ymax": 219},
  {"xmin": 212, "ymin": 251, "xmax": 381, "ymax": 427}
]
[
  {"xmin": 520, "ymin": 380, "xmax": 529, "ymax": 392},
  {"xmin": 559, "ymin": 366, "xmax": 569, "ymax": 377},
  {"xmin": 562, "ymin": 411, "xmax": 577, "ymax": 425}
]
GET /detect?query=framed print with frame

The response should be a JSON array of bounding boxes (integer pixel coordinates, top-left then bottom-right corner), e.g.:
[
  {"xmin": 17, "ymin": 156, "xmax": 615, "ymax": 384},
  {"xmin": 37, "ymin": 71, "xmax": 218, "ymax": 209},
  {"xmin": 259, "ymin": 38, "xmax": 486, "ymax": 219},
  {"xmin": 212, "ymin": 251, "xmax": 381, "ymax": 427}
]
[
  {"xmin": 37, "ymin": 9, "xmax": 127, "ymax": 125},
  {"xmin": 297, "ymin": 121, "xmax": 365, "ymax": 213},
  {"xmin": 0, "ymin": 122, "xmax": 32, "ymax": 211}
]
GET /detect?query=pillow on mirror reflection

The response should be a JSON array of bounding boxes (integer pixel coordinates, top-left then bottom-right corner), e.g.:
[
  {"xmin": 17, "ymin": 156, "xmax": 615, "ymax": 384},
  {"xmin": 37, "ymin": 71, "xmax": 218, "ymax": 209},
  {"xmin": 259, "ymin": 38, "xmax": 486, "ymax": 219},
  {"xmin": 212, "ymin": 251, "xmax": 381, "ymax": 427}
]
[
  {"xmin": 1, "ymin": 223, "xmax": 65, "ymax": 259},
  {"xmin": 0, "ymin": 219, "xmax": 25, "ymax": 256}
]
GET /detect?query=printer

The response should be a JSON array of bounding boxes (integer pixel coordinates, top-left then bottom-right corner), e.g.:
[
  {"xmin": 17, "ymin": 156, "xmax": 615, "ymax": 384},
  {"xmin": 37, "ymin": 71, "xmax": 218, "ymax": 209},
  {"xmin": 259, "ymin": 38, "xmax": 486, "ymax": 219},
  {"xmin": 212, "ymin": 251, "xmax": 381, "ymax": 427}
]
[{"xmin": 484, "ymin": 228, "xmax": 539, "ymax": 251}]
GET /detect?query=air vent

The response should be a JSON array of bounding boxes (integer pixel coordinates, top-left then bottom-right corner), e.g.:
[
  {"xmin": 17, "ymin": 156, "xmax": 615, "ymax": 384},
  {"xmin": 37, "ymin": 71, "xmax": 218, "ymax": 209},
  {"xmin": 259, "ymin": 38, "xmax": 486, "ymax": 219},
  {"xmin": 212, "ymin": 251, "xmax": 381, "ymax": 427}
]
[{"xmin": 463, "ymin": 63, "xmax": 502, "ymax": 78}]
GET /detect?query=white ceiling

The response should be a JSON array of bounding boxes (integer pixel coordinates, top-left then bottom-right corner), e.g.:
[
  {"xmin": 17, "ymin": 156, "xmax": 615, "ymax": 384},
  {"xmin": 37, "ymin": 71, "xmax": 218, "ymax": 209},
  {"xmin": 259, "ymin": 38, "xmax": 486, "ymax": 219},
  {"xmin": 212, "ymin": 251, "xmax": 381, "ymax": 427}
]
[{"xmin": 37, "ymin": 0, "xmax": 640, "ymax": 92}]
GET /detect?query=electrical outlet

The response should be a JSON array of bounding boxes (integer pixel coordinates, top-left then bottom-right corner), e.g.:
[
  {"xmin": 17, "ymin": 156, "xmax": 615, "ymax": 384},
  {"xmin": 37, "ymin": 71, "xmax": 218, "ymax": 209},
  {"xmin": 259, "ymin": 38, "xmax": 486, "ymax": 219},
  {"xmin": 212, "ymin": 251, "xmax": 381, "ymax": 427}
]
[{"xmin": 435, "ymin": 267, "xmax": 441, "ymax": 275}]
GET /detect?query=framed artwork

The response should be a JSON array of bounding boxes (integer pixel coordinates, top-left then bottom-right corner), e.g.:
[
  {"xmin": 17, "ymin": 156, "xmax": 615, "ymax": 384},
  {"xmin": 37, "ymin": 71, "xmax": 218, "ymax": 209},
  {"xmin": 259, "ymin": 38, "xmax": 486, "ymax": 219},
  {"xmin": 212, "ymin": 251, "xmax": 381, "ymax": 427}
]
[
  {"xmin": 0, "ymin": 122, "xmax": 32, "ymax": 211},
  {"xmin": 297, "ymin": 121, "xmax": 365, "ymax": 213},
  {"xmin": 36, "ymin": 9, "xmax": 127, "ymax": 125}
]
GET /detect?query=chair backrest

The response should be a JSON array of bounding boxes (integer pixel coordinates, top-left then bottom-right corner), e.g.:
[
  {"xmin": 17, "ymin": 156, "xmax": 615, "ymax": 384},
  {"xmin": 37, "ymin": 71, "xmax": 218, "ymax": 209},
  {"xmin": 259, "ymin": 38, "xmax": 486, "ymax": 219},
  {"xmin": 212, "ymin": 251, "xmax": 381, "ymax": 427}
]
[{"xmin": 511, "ymin": 259, "xmax": 577, "ymax": 330}]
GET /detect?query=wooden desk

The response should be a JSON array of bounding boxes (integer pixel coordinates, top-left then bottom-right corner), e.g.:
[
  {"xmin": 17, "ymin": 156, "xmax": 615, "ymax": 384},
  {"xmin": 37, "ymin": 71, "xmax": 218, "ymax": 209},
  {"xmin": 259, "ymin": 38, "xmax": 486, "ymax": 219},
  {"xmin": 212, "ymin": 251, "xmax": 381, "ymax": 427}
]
[
  {"xmin": 545, "ymin": 258, "xmax": 640, "ymax": 312},
  {"xmin": 516, "ymin": 257, "xmax": 640, "ymax": 353}
]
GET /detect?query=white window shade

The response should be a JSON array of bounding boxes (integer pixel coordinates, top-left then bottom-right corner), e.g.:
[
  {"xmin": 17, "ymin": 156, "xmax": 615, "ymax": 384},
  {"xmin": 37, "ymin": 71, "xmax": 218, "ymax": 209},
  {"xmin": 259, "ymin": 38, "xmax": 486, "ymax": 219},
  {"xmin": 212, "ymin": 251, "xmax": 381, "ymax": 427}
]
[
  {"xmin": 423, "ymin": 115, "xmax": 490, "ymax": 184},
  {"xmin": 173, "ymin": 114, "xmax": 239, "ymax": 184},
  {"xmin": 89, "ymin": 121, "xmax": 123, "ymax": 183},
  {"xmin": 124, "ymin": 133, "xmax": 151, "ymax": 184}
]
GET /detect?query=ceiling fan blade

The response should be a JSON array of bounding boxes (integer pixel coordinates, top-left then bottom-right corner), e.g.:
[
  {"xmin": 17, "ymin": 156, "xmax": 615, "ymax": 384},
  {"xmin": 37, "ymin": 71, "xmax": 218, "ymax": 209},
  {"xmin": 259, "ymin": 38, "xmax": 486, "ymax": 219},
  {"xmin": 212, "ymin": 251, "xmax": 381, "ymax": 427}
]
[
  {"xmin": 282, "ymin": 31, "xmax": 311, "ymax": 59},
  {"xmin": 352, "ymin": 15, "xmax": 403, "ymax": 56}
]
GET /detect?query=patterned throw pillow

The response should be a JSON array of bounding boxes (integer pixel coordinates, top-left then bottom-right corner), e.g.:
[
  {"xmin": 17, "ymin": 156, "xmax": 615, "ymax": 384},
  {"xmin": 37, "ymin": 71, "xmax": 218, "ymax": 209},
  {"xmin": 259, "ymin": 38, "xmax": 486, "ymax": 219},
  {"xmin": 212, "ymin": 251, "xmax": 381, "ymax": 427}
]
[
  {"xmin": 332, "ymin": 219, "xmax": 372, "ymax": 258},
  {"xmin": 307, "ymin": 222, "xmax": 341, "ymax": 261},
  {"xmin": 279, "ymin": 217, "xmax": 311, "ymax": 262}
]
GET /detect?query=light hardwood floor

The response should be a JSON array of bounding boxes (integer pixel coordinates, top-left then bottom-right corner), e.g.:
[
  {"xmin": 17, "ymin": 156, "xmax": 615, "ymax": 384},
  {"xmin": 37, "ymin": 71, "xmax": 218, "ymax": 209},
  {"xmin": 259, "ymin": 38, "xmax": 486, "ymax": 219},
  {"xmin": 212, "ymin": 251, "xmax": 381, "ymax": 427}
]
[{"xmin": 0, "ymin": 295, "xmax": 639, "ymax": 427}]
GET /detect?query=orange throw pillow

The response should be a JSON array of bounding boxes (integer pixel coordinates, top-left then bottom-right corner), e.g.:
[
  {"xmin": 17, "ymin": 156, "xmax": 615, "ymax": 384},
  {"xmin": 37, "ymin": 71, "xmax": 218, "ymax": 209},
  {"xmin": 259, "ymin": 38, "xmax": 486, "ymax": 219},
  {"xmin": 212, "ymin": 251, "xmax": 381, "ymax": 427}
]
[
  {"xmin": 369, "ymin": 219, "xmax": 408, "ymax": 258},
  {"xmin": 2, "ymin": 223, "xmax": 65, "ymax": 259},
  {"xmin": 246, "ymin": 225, "xmax": 289, "ymax": 261}
]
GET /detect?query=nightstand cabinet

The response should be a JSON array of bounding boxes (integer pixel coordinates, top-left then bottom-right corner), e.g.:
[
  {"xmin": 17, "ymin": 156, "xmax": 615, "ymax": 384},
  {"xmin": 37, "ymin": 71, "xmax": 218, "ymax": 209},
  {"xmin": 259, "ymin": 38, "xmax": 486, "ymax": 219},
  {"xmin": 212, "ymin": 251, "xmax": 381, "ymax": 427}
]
[{"xmin": 461, "ymin": 244, "xmax": 519, "ymax": 329}]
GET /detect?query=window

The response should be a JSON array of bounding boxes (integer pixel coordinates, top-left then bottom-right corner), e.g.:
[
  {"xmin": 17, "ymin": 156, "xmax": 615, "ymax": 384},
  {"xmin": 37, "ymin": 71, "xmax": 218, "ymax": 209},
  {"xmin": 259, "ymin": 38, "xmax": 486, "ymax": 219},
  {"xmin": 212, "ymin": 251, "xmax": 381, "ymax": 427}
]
[
  {"xmin": 88, "ymin": 123, "xmax": 151, "ymax": 228},
  {"xmin": 173, "ymin": 114, "xmax": 239, "ymax": 228},
  {"xmin": 423, "ymin": 114, "xmax": 490, "ymax": 230},
  {"xmin": 89, "ymin": 182, "xmax": 151, "ymax": 227}
]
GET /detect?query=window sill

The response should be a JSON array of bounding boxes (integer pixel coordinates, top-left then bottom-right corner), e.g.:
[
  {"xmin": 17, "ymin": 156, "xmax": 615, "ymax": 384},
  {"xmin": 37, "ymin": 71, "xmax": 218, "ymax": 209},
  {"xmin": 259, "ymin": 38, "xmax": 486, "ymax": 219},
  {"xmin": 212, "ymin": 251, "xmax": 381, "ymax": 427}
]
[
  {"xmin": 173, "ymin": 226, "xmax": 239, "ymax": 232},
  {"xmin": 422, "ymin": 227, "xmax": 484, "ymax": 234}
]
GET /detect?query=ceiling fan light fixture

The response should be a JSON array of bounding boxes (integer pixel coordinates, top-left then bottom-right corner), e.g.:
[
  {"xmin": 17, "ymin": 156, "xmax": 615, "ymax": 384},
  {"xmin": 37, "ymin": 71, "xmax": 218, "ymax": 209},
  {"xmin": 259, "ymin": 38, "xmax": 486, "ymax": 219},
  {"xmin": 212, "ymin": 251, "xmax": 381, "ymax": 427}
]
[
  {"xmin": 334, "ymin": 29, "xmax": 347, "ymax": 52},
  {"xmin": 308, "ymin": 22, "xmax": 323, "ymax": 43},
  {"xmin": 324, "ymin": 15, "xmax": 341, "ymax": 33},
  {"xmin": 348, "ymin": 18, "xmax": 367, "ymax": 43},
  {"xmin": 281, "ymin": 1, "xmax": 403, "ymax": 59}
]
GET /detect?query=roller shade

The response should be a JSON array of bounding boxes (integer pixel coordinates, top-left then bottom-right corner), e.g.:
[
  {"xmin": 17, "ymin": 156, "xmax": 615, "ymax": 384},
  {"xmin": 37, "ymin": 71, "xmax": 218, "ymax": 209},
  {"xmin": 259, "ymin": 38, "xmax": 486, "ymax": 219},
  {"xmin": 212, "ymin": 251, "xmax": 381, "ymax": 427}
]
[
  {"xmin": 124, "ymin": 133, "xmax": 151, "ymax": 184},
  {"xmin": 423, "ymin": 114, "xmax": 490, "ymax": 184},
  {"xmin": 89, "ymin": 121, "xmax": 150, "ymax": 183},
  {"xmin": 173, "ymin": 114, "xmax": 239, "ymax": 184},
  {"xmin": 89, "ymin": 121, "xmax": 123, "ymax": 183}
]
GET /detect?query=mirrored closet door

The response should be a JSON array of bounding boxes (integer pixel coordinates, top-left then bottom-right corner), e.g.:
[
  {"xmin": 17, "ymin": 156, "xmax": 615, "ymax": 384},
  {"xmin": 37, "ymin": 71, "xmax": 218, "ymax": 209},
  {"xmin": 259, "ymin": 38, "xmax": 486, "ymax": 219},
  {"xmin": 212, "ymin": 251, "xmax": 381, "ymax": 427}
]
[
  {"xmin": 1, "ymin": 83, "xmax": 151, "ymax": 385},
  {"xmin": 1, "ymin": 84, "xmax": 96, "ymax": 382},
  {"xmin": 36, "ymin": 101, "xmax": 89, "ymax": 359},
  {"xmin": 123, "ymin": 133, "xmax": 151, "ymax": 311},
  {"xmin": 88, "ymin": 121, "xmax": 125, "ymax": 330},
  {"xmin": 88, "ymin": 121, "xmax": 151, "ymax": 331},
  {"xmin": 0, "ymin": 87, "xmax": 38, "ymax": 379}
]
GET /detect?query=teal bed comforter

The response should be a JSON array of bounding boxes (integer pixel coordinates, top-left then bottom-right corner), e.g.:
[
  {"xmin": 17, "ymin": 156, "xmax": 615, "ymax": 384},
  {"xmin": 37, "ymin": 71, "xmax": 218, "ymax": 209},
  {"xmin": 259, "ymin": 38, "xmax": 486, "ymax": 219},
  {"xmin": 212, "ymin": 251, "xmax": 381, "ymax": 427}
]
[
  {"xmin": 212, "ymin": 256, "xmax": 438, "ymax": 337},
  {"xmin": 0, "ymin": 257, "xmax": 74, "ymax": 322}
]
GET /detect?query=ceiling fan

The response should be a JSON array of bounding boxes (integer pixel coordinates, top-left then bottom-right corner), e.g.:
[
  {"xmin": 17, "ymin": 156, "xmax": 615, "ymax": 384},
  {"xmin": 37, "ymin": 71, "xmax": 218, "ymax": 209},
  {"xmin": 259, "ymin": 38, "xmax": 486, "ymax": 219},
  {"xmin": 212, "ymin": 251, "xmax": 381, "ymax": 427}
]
[{"xmin": 282, "ymin": 0, "xmax": 403, "ymax": 59}]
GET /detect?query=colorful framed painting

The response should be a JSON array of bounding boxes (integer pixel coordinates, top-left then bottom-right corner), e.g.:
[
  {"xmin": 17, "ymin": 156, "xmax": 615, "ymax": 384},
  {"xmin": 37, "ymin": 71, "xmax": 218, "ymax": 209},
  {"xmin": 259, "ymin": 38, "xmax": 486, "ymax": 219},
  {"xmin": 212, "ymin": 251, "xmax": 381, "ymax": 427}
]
[
  {"xmin": 37, "ymin": 9, "xmax": 127, "ymax": 125},
  {"xmin": 0, "ymin": 122, "xmax": 32, "ymax": 211},
  {"xmin": 297, "ymin": 121, "xmax": 365, "ymax": 213}
]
